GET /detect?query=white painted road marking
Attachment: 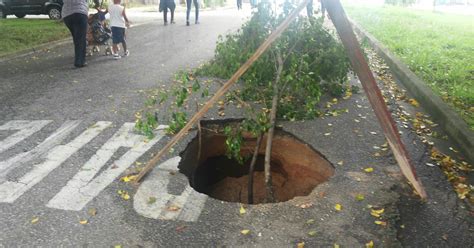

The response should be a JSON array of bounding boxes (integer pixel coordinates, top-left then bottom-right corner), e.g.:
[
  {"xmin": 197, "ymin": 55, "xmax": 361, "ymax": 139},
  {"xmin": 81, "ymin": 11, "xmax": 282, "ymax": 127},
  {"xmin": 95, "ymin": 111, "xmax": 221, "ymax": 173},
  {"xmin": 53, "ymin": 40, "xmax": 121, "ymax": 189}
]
[
  {"xmin": 0, "ymin": 120, "xmax": 82, "ymax": 180},
  {"xmin": 0, "ymin": 121, "xmax": 111, "ymax": 203},
  {"xmin": 0, "ymin": 120, "xmax": 205, "ymax": 221},
  {"xmin": 47, "ymin": 123, "xmax": 166, "ymax": 211},
  {"xmin": 134, "ymin": 157, "xmax": 207, "ymax": 222},
  {"xmin": 0, "ymin": 120, "xmax": 51, "ymax": 154}
]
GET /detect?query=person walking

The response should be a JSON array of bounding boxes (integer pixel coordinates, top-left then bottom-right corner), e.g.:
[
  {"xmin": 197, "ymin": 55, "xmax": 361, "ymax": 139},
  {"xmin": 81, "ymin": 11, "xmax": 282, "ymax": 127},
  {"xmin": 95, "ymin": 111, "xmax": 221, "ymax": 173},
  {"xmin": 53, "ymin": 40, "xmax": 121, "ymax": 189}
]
[
  {"xmin": 159, "ymin": 0, "xmax": 176, "ymax": 25},
  {"xmin": 186, "ymin": 0, "xmax": 199, "ymax": 26},
  {"xmin": 237, "ymin": 0, "xmax": 242, "ymax": 10},
  {"xmin": 62, "ymin": 0, "xmax": 89, "ymax": 68},
  {"xmin": 108, "ymin": 0, "xmax": 130, "ymax": 59}
]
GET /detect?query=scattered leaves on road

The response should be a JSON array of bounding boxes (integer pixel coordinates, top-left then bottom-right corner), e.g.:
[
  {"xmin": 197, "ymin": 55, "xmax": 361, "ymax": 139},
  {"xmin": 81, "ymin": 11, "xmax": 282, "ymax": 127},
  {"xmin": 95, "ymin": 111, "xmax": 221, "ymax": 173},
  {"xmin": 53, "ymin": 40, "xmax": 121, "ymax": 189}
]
[
  {"xmin": 365, "ymin": 240, "xmax": 374, "ymax": 248},
  {"xmin": 364, "ymin": 167, "xmax": 374, "ymax": 173},
  {"xmin": 88, "ymin": 208, "xmax": 97, "ymax": 216},
  {"xmin": 355, "ymin": 194, "xmax": 365, "ymax": 201},
  {"xmin": 79, "ymin": 219, "xmax": 88, "ymax": 225},
  {"xmin": 408, "ymin": 98, "xmax": 419, "ymax": 107},
  {"xmin": 121, "ymin": 175, "xmax": 138, "ymax": 183},
  {"xmin": 241, "ymin": 229, "xmax": 250, "ymax": 235},
  {"xmin": 297, "ymin": 241, "xmax": 305, "ymax": 248},
  {"xmin": 239, "ymin": 205, "xmax": 246, "ymax": 215},
  {"xmin": 298, "ymin": 202, "xmax": 313, "ymax": 209},
  {"xmin": 370, "ymin": 208, "xmax": 385, "ymax": 218},
  {"xmin": 118, "ymin": 190, "xmax": 130, "ymax": 200},
  {"xmin": 147, "ymin": 197, "xmax": 157, "ymax": 205},
  {"xmin": 334, "ymin": 204, "xmax": 342, "ymax": 211},
  {"xmin": 167, "ymin": 205, "xmax": 180, "ymax": 211},
  {"xmin": 308, "ymin": 230, "xmax": 317, "ymax": 237},
  {"xmin": 31, "ymin": 217, "xmax": 39, "ymax": 224}
]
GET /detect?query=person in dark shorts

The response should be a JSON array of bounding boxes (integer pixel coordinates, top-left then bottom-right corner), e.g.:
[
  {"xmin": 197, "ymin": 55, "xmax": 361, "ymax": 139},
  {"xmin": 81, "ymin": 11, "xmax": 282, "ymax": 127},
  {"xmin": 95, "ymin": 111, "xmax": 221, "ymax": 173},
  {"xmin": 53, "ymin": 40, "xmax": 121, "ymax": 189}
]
[
  {"xmin": 186, "ymin": 0, "xmax": 199, "ymax": 26},
  {"xmin": 159, "ymin": 0, "xmax": 176, "ymax": 25},
  {"xmin": 62, "ymin": 0, "xmax": 89, "ymax": 68},
  {"xmin": 108, "ymin": 0, "xmax": 130, "ymax": 59}
]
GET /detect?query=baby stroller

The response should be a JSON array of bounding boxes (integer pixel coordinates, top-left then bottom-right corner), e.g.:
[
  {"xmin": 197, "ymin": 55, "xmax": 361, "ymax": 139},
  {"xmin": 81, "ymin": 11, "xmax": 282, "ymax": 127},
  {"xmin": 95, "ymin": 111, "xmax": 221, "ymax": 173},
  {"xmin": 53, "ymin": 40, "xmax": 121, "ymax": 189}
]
[{"xmin": 86, "ymin": 11, "xmax": 112, "ymax": 56}]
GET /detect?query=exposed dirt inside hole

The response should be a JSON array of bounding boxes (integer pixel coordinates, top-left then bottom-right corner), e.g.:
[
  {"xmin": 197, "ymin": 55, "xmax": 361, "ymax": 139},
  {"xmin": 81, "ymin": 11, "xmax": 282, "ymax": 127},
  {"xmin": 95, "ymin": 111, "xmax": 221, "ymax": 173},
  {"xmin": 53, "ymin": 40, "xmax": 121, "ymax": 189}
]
[{"xmin": 178, "ymin": 120, "xmax": 335, "ymax": 204}]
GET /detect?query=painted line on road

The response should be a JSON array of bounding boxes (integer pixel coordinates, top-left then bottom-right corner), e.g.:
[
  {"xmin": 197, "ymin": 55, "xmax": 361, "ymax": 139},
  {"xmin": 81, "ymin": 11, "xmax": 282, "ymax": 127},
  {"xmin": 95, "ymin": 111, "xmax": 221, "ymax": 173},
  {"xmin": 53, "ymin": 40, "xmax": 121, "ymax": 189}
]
[
  {"xmin": 0, "ymin": 121, "xmax": 111, "ymax": 203},
  {"xmin": 0, "ymin": 120, "xmax": 206, "ymax": 221},
  {"xmin": 134, "ymin": 156, "xmax": 207, "ymax": 222},
  {"xmin": 0, "ymin": 120, "xmax": 52, "ymax": 154},
  {"xmin": 0, "ymin": 120, "xmax": 81, "ymax": 180},
  {"xmin": 47, "ymin": 123, "xmax": 166, "ymax": 211}
]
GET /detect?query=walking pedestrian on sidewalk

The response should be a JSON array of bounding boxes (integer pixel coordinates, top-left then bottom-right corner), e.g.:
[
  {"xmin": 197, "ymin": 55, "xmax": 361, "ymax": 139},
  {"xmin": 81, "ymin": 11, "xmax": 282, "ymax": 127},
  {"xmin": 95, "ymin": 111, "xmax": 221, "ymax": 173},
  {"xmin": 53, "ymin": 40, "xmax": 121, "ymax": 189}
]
[
  {"xmin": 109, "ymin": 0, "xmax": 131, "ymax": 59},
  {"xmin": 62, "ymin": 0, "xmax": 89, "ymax": 68},
  {"xmin": 186, "ymin": 0, "xmax": 199, "ymax": 26},
  {"xmin": 159, "ymin": 0, "xmax": 176, "ymax": 25},
  {"xmin": 237, "ymin": 0, "xmax": 242, "ymax": 10}
]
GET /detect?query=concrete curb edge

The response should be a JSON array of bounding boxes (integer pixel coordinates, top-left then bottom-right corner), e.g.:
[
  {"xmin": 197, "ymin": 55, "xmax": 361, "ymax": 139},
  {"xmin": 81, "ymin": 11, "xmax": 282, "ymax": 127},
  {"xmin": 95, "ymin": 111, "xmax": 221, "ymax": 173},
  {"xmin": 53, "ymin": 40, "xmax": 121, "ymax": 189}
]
[
  {"xmin": 0, "ymin": 37, "xmax": 73, "ymax": 63},
  {"xmin": 350, "ymin": 20, "xmax": 474, "ymax": 164}
]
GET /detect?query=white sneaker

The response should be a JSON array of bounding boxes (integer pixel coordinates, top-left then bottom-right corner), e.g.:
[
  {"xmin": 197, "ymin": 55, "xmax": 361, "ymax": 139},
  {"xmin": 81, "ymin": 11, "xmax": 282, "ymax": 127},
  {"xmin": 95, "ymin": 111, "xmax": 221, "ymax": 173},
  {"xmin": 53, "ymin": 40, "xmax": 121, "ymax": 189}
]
[
  {"xmin": 113, "ymin": 54, "xmax": 121, "ymax": 60},
  {"xmin": 124, "ymin": 50, "xmax": 130, "ymax": 57}
]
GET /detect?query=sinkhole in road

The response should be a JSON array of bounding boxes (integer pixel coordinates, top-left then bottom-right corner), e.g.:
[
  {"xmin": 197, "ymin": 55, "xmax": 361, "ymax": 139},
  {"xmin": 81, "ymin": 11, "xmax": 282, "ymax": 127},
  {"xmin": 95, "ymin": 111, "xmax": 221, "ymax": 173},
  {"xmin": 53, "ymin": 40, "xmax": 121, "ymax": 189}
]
[{"xmin": 178, "ymin": 120, "xmax": 335, "ymax": 204}]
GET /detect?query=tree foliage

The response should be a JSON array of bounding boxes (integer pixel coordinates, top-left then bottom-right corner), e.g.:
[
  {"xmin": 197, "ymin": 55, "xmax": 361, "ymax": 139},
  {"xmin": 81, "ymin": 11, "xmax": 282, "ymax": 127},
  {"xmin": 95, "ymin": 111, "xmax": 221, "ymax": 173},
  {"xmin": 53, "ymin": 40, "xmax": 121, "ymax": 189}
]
[{"xmin": 198, "ymin": 2, "xmax": 350, "ymax": 120}]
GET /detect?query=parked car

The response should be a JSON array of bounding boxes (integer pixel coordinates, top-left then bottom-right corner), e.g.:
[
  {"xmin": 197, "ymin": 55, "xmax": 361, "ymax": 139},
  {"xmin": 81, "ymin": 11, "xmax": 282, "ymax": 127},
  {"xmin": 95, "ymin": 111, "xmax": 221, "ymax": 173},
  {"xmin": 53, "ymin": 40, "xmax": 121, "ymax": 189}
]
[{"xmin": 0, "ymin": 0, "xmax": 63, "ymax": 19}]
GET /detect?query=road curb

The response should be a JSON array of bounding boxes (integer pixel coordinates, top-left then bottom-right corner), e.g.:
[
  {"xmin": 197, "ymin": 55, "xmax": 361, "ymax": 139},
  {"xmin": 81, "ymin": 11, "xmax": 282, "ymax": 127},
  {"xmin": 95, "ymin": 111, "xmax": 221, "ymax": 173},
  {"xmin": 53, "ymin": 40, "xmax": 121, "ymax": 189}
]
[
  {"xmin": 0, "ymin": 37, "xmax": 72, "ymax": 63},
  {"xmin": 350, "ymin": 20, "xmax": 474, "ymax": 163}
]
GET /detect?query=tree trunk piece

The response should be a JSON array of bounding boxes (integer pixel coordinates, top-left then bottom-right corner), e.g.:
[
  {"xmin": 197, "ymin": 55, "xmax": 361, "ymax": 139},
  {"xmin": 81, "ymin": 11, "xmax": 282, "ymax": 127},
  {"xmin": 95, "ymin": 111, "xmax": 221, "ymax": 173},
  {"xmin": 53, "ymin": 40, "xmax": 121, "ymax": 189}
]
[
  {"xmin": 264, "ymin": 53, "xmax": 284, "ymax": 203},
  {"xmin": 247, "ymin": 133, "xmax": 263, "ymax": 204}
]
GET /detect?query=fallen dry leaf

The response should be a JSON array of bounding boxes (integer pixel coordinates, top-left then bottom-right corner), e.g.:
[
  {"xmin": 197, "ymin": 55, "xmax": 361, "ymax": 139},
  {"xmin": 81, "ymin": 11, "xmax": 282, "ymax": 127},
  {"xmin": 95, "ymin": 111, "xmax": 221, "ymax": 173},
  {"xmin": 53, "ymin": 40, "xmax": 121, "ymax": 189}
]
[
  {"xmin": 355, "ymin": 194, "xmax": 365, "ymax": 201},
  {"xmin": 335, "ymin": 204, "xmax": 342, "ymax": 211},
  {"xmin": 241, "ymin": 229, "xmax": 250, "ymax": 235},
  {"xmin": 148, "ymin": 197, "xmax": 157, "ymax": 205},
  {"xmin": 167, "ymin": 206, "xmax": 180, "ymax": 211},
  {"xmin": 374, "ymin": 220, "xmax": 387, "ymax": 226},
  {"xmin": 88, "ymin": 208, "xmax": 97, "ymax": 216},
  {"xmin": 364, "ymin": 167, "xmax": 374, "ymax": 173},
  {"xmin": 371, "ymin": 208, "xmax": 385, "ymax": 218},
  {"xmin": 176, "ymin": 225, "xmax": 187, "ymax": 232},
  {"xmin": 239, "ymin": 205, "xmax": 246, "ymax": 215},
  {"xmin": 79, "ymin": 219, "xmax": 88, "ymax": 225},
  {"xmin": 408, "ymin": 98, "xmax": 419, "ymax": 107},
  {"xmin": 298, "ymin": 202, "xmax": 313, "ymax": 209},
  {"xmin": 365, "ymin": 240, "xmax": 374, "ymax": 248},
  {"xmin": 121, "ymin": 175, "xmax": 138, "ymax": 183},
  {"xmin": 297, "ymin": 242, "xmax": 305, "ymax": 248},
  {"xmin": 31, "ymin": 217, "xmax": 39, "ymax": 224},
  {"xmin": 308, "ymin": 230, "xmax": 317, "ymax": 237},
  {"xmin": 118, "ymin": 190, "xmax": 130, "ymax": 200}
]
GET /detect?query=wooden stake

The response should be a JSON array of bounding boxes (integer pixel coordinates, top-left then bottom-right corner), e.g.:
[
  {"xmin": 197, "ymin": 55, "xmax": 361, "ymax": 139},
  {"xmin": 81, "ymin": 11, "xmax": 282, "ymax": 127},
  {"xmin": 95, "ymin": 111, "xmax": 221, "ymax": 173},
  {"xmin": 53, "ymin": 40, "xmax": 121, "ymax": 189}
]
[
  {"xmin": 134, "ymin": 0, "xmax": 313, "ymax": 183},
  {"xmin": 322, "ymin": 0, "xmax": 427, "ymax": 199}
]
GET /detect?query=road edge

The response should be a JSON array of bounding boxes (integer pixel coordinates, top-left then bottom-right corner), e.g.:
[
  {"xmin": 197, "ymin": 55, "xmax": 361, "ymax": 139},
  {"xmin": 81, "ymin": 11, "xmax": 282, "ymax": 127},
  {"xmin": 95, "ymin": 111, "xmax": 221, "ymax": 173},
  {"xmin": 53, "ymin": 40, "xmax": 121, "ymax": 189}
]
[
  {"xmin": 350, "ymin": 20, "xmax": 474, "ymax": 164},
  {"xmin": 0, "ymin": 38, "xmax": 73, "ymax": 63}
]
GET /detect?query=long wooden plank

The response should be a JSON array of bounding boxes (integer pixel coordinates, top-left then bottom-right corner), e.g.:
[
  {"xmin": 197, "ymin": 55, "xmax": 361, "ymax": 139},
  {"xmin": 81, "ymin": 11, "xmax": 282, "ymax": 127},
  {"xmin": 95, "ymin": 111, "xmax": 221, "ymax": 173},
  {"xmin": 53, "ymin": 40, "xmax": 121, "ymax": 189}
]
[
  {"xmin": 135, "ymin": 0, "xmax": 313, "ymax": 183},
  {"xmin": 322, "ymin": 0, "xmax": 427, "ymax": 199}
]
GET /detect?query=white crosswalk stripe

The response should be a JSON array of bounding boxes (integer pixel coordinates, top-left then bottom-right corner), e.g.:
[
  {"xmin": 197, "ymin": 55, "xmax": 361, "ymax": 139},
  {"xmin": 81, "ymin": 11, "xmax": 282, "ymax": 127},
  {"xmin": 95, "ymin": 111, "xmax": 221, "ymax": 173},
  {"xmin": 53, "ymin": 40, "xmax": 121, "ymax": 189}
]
[
  {"xmin": 0, "ymin": 120, "xmax": 52, "ymax": 154},
  {"xmin": 0, "ymin": 120, "xmax": 206, "ymax": 222},
  {"xmin": 0, "ymin": 120, "xmax": 82, "ymax": 180},
  {"xmin": 47, "ymin": 123, "xmax": 166, "ymax": 211},
  {"xmin": 0, "ymin": 121, "xmax": 110, "ymax": 203}
]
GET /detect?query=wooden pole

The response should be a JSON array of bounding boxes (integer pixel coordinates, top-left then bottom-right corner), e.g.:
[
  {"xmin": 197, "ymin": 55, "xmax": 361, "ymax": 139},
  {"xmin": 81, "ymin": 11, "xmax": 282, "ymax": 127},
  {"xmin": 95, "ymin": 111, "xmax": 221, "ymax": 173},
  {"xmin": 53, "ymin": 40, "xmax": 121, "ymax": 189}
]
[
  {"xmin": 322, "ymin": 0, "xmax": 427, "ymax": 199},
  {"xmin": 134, "ymin": 0, "xmax": 312, "ymax": 183}
]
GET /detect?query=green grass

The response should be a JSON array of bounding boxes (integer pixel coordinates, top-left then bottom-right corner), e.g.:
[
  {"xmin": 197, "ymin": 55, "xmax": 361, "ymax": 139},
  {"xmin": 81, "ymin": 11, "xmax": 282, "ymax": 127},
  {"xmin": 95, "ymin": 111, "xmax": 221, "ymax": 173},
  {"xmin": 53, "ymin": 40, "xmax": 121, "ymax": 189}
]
[
  {"xmin": 0, "ymin": 19, "xmax": 69, "ymax": 57},
  {"xmin": 343, "ymin": 4, "xmax": 474, "ymax": 129}
]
